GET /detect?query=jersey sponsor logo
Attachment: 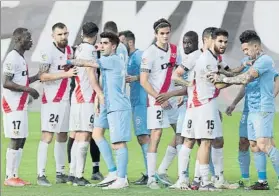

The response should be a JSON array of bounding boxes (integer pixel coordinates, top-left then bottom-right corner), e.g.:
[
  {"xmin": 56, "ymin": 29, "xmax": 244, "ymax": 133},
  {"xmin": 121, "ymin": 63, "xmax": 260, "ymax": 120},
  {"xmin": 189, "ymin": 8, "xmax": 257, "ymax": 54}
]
[
  {"xmin": 21, "ymin": 70, "xmax": 28, "ymax": 76},
  {"xmin": 161, "ymin": 62, "xmax": 172, "ymax": 70},
  {"xmin": 141, "ymin": 58, "xmax": 147, "ymax": 65}
]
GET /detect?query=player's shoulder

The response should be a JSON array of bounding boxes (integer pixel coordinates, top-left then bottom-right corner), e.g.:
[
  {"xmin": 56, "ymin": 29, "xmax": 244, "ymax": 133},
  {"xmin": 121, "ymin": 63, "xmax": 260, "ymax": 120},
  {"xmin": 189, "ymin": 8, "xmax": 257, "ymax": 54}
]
[
  {"xmin": 142, "ymin": 44, "xmax": 157, "ymax": 56},
  {"xmin": 189, "ymin": 49, "xmax": 202, "ymax": 59},
  {"xmin": 260, "ymin": 54, "xmax": 273, "ymax": 63},
  {"xmin": 117, "ymin": 43, "xmax": 128, "ymax": 53},
  {"xmin": 5, "ymin": 50, "xmax": 19, "ymax": 61}
]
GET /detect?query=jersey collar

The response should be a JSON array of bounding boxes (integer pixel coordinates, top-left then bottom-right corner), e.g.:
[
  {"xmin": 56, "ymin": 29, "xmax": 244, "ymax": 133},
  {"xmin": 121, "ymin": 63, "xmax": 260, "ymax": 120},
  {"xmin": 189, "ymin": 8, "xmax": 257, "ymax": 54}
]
[
  {"xmin": 208, "ymin": 49, "xmax": 218, "ymax": 60},
  {"xmin": 154, "ymin": 43, "xmax": 169, "ymax": 53},
  {"xmin": 53, "ymin": 42, "xmax": 66, "ymax": 54}
]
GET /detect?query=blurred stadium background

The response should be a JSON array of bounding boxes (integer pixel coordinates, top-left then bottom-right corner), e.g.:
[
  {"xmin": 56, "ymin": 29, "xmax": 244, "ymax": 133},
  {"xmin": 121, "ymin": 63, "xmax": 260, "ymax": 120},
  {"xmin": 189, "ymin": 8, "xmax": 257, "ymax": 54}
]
[{"xmin": 1, "ymin": 1, "xmax": 279, "ymax": 111}]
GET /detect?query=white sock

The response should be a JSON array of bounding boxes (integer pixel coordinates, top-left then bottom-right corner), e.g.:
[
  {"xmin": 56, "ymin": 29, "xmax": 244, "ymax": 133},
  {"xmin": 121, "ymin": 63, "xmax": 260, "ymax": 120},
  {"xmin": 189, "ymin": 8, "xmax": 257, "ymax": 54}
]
[
  {"xmin": 212, "ymin": 147, "xmax": 224, "ymax": 181},
  {"xmin": 75, "ymin": 141, "xmax": 89, "ymax": 178},
  {"xmin": 200, "ymin": 164, "xmax": 210, "ymax": 186},
  {"xmin": 69, "ymin": 141, "xmax": 78, "ymax": 176},
  {"xmin": 194, "ymin": 159, "xmax": 200, "ymax": 181},
  {"xmin": 178, "ymin": 145, "xmax": 192, "ymax": 182},
  {"xmin": 6, "ymin": 148, "xmax": 17, "ymax": 179},
  {"xmin": 158, "ymin": 146, "xmax": 177, "ymax": 174},
  {"xmin": 54, "ymin": 141, "xmax": 67, "ymax": 174},
  {"xmin": 147, "ymin": 153, "xmax": 157, "ymax": 180},
  {"xmin": 14, "ymin": 148, "xmax": 23, "ymax": 178},
  {"xmin": 37, "ymin": 141, "xmax": 49, "ymax": 177}
]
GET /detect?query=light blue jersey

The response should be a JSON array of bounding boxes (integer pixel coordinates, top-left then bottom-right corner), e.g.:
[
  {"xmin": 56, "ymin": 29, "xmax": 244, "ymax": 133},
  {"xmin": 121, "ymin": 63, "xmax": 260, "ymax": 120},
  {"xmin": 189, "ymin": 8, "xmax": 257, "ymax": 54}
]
[
  {"xmin": 116, "ymin": 42, "xmax": 129, "ymax": 67},
  {"xmin": 245, "ymin": 54, "xmax": 276, "ymax": 113},
  {"xmin": 98, "ymin": 55, "xmax": 131, "ymax": 113},
  {"xmin": 127, "ymin": 49, "xmax": 147, "ymax": 106}
]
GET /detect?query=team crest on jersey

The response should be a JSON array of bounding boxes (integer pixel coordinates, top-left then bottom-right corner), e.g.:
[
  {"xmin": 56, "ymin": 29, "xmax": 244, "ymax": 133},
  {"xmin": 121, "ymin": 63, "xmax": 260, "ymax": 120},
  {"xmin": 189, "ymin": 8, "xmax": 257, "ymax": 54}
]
[
  {"xmin": 136, "ymin": 116, "xmax": 141, "ymax": 126},
  {"xmin": 142, "ymin": 58, "xmax": 148, "ymax": 65},
  {"xmin": 42, "ymin": 54, "xmax": 47, "ymax": 61}
]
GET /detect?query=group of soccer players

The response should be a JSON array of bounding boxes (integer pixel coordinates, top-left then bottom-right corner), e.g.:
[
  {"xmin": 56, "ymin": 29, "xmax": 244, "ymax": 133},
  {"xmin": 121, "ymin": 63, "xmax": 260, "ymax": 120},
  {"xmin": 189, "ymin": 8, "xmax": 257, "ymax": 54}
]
[{"xmin": 2, "ymin": 17, "xmax": 279, "ymax": 191}]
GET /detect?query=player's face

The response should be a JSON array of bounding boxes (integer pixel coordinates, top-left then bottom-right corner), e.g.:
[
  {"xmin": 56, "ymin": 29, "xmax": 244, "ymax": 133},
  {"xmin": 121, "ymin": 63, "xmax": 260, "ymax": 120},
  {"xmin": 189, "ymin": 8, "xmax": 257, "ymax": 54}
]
[
  {"xmin": 100, "ymin": 38, "xmax": 116, "ymax": 56},
  {"xmin": 52, "ymin": 27, "xmax": 69, "ymax": 48},
  {"xmin": 213, "ymin": 35, "xmax": 228, "ymax": 54},
  {"xmin": 155, "ymin": 27, "xmax": 171, "ymax": 45},
  {"xmin": 21, "ymin": 31, "xmax": 33, "ymax": 50},
  {"xmin": 183, "ymin": 36, "xmax": 195, "ymax": 54},
  {"xmin": 119, "ymin": 35, "xmax": 127, "ymax": 44},
  {"xmin": 241, "ymin": 43, "xmax": 258, "ymax": 59}
]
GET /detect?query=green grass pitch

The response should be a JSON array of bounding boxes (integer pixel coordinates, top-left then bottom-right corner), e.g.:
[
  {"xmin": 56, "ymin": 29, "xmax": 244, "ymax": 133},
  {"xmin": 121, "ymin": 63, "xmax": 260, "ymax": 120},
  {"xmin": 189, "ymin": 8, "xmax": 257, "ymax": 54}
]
[{"xmin": 1, "ymin": 112, "xmax": 279, "ymax": 196}]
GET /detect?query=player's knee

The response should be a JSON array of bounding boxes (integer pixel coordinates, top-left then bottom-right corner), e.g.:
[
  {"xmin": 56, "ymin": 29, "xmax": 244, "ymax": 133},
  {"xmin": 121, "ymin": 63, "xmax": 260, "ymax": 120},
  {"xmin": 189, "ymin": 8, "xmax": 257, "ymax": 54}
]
[
  {"xmin": 200, "ymin": 139, "xmax": 212, "ymax": 148},
  {"xmin": 111, "ymin": 142, "xmax": 126, "ymax": 150},
  {"xmin": 137, "ymin": 134, "xmax": 150, "ymax": 145},
  {"xmin": 151, "ymin": 129, "xmax": 162, "ymax": 141},
  {"xmin": 9, "ymin": 138, "xmax": 22, "ymax": 150},
  {"xmin": 239, "ymin": 137, "xmax": 249, "ymax": 151},
  {"xmin": 92, "ymin": 127, "xmax": 104, "ymax": 142},
  {"xmin": 69, "ymin": 131, "xmax": 76, "ymax": 139},
  {"xmin": 271, "ymin": 138, "xmax": 276, "ymax": 147},
  {"xmin": 212, "ymin": 137, "xmax": 224, "ymax": 148},
  {"xmin": 183, "ymin": 138, "xmax": 195, "ymax": 149},
  {"xmin": 41, "ymin": 131, "xmax": 54, "ymax": 144},
  {"xmin": 257, "ymin": 138, "xmax": 272, "ymax": 154},
  {"xmin": 56, "ymin": 132, "xmax": 68, "ymax": 142},
  {"xmin": 175, "ymin": 134, "xmax": 184, "ymax": 145},
  {"xmin": 75, "ymin": 132, "xmax": 91, "ymax": 142},
  {"xmin": 249, "ymin": 141, "xmax": 259, "ymax": 152}
]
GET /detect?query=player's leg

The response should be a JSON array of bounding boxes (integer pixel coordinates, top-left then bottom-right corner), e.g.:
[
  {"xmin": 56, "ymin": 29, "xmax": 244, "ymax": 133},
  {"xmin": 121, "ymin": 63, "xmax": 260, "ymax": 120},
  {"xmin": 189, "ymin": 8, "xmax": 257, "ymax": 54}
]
[
  {"xmin": 66, "ymin": 131, "xmax": 76, "ymax": 184},
  {"xmin": 246, "ymin": 113, "xmax": 269, "ymax": 190},
  {"xmin": 103, "ymin": 110, "xmax": 132, "ymax": 189},
  {"xmin": 255, "ymin": 112, "xmax": 279, "ymax": 190},
  {"xmin": 93, "ymin": 105, "xmax": 117, "ymax": 186},
  {"xmin": 90, "ymin": 138, "xmax": 104, "ymax": 180},
  {"xmin": 131, "ymin": 105, "xmax": 150, "ymax": 185}
]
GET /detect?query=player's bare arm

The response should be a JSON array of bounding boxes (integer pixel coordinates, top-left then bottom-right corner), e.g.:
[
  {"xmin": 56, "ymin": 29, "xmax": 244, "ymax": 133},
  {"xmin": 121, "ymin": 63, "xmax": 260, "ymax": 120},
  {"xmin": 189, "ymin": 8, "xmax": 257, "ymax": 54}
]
[
  {"xmin": 67, "ymin": 59, "xmax": 99, "ymax": 68},
  {"xmin": 3, "ymin": 72, "xmax": 39, "ymax": 99},
  {"xmin": 39, "ymin": 63, "xmax": 77, "ymax": 82},
  {"xmin": 208, "ymin": 66, "xmax": 257, "ymax": 85},
  {"xmin": 126, "ymin": 75, "xmax": 139, "ymax": 83},
  {"xmin": 140, "ymin": 68, "xmax": 158, "ymax": 98},
  {"xmin": 86, "ymin": 67, "xmax": 104, "ymax": 104},
  {"xmin": 274, "ymin": 75, "xmax": 279, "ymax": 97},
  {"xmin": 156, "ymin": 87, "xmax": 187, "ymax": 104},
  {"xmin": 171, "ymin": 65, "xmax": 192, "ymax": 87},
  {"xmin": 28, "ymin": 74, "xmax": 39, "ymax": 84},
  {"xmin": 225, "ymin": 85, "xmax": 245, "ymax": 116}
]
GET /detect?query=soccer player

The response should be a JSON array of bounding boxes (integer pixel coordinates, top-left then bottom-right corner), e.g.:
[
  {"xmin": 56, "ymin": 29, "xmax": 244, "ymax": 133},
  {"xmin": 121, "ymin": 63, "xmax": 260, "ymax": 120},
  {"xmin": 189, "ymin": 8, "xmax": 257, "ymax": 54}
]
[
  {"xmin": 208, "ymin": 30, "xmax": 279, "ymax": 190},
  {"xmin": 2, "ymin": 28, "xmax": 40, "ymax": 186},
  {"xmin": 122, "ymin": 30, "xmax": 150, "ymax": 185},
  {"xmin": 178, "ymin": 28, "xmax": 229, "ymax": 191},
  {"xmin": 66, "ymin": 22, "xmax": 104, "ymax": 186},
  {"xmin": 66, "ymin": 31, "xmax": 132, "ymax": 189},
  {"xmin": 140, "ymin": 18, "xmax": 181, "ymax": 189},
  {"xmin": 36, "ymin": 23, "xmax": 77, "ymax": 186}
]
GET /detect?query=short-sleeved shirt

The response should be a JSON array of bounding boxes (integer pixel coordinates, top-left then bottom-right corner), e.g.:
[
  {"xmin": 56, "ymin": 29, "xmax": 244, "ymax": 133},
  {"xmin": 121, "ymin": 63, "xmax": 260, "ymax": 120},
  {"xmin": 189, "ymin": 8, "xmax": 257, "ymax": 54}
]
[
  {"xmin": 98, "ymin": 54, "xmax": 131, "ymax": 113},
  {"xmin": 2, "ymin": 50, "xmax": 29, "ymax": 113}
]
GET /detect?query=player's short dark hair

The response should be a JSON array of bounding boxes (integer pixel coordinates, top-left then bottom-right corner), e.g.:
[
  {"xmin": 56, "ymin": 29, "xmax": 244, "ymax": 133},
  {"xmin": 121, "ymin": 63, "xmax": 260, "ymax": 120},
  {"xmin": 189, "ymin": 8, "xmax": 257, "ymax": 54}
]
[
  {"xmin": 119, "ymin": 31, "xmax": 126, "ymax": 37},
  {"xmin": 211, "ymin": 28, "xmax": 229, "ymax": 40},
  {"xmin": 153, "ymin": 18, "xmax": 171, "ymax": 33},
  {"xmin": 202, "ymin": 27, "xmax": 217, "ymax": 39},
  {"xmin": 184, "ymin": 31, "xmax": 198, "ymax": 42},
  {"xmin": 12, "ymin": 27, "xmax": 29, "ymax": 42},
  {"xmin": 52, "ymin": 22, "xmax": 66, "ymax": 31},
  {"xmin": 103, "ymin": 21, "xmax": 118, "ymax": 34},
  {"xmin": 100, "ymin": 32, "xmax": 120, "ymax": 48},
  {"xmin": 82, "ymin": 22, "xmax": 99, "ymax": 37},
  {"xmin": 124, "ymin": 30, "xmax": 135, "ymax": 42},
  {"xmin": 239, "ymin": 30, "xmax": 261, "ymax": 45}
]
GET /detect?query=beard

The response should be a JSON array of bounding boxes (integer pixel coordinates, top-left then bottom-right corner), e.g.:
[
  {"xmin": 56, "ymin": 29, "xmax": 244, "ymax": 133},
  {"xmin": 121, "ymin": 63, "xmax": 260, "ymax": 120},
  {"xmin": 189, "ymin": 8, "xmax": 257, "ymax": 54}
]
[
  {"xmin": 57, "ymin": 40, "xmax": 68, "ymax": 48},
  {"xmin": 214, "ymin": 44, "xmax": 226, "ymax": 54}
]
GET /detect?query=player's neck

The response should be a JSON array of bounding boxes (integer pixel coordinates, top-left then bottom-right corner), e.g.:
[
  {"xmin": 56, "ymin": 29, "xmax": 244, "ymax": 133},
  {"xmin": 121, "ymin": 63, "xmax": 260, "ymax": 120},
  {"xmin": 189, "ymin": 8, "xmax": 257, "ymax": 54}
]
[
  {"xmin": 82, "ymin": 38, "xmax": 94, "ymax": 45},
  {"xmin": 129, "ymin": 47, "xmax": 136, "ymax": 54},
  {"xmin": 13, "ymin": 45, "xmax": 25, "ymax": 56},
  {"xmin": 156, "ymin": 41, "xmax": 168, "ymax": 50}
]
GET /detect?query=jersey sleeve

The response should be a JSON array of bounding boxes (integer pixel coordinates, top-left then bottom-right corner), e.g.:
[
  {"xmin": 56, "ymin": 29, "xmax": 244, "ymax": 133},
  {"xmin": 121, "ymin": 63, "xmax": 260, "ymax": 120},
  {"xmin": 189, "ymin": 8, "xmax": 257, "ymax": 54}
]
[
  {"xmin": 253, "ymin": 56, "xmax": 273, "ymax": 76},
  {"xmin": 80, "ymin": 45, "xmax": 96, "ymax": 60},
  {"xmin": 3, "ymin": 53, "xmax": 17, "ymax": 75},
  {"xmin": 140, "ymin": 49, "xmax": 153, "ymax": 71}
]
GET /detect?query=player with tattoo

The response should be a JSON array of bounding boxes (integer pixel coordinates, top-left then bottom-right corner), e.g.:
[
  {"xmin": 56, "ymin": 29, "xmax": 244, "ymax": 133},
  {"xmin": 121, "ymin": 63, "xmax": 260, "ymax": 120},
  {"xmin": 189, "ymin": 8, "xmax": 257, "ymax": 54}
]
[
  {"xmin": 3, "ymin": 28, "xmax": 39, "ymax": 186},
  {"xmin": 36, "ymin": 23, "xmax": 77, "ymax": 186},
  {"xmin": 208, "ymin": 30, "xmax": 279, "ymax": 190}
]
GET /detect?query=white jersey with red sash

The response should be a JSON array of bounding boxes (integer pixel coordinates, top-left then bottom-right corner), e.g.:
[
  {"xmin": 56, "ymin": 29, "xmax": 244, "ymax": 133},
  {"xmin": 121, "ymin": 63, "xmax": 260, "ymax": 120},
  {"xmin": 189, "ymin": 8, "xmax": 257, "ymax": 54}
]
[{"xmin": 40, "ymin": 43, "xmax": 73, "ymax": 104}]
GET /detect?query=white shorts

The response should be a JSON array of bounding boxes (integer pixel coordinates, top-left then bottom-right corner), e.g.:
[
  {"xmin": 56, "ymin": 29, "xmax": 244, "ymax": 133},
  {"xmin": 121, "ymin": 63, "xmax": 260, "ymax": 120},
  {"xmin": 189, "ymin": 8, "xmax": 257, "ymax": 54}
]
[
  {"xmin": 41, "ymin": 101, "xmax": 70, "ymax": 133},
  {"xmin": 181, "ymin": 99, "xmax": 222, "ymax": 139},
  {"xmin": 3, "ymin": 110, "xmax": 28, "ymax": 138},
  {"xmin": 147, "ymin": 105, "xmax": 179, "ymax": 130},
  {"xmin": 69, "ymin": 103, "xmax": 94, "ymax": 132}
]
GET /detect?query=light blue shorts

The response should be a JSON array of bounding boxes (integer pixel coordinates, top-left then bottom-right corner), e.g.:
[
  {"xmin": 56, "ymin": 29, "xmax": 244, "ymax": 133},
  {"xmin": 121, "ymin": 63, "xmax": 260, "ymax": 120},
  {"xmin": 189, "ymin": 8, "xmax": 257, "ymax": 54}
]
[
  {"xmin": 176, "ymin": 104, "xmax": 187, "ymax": 134},
  {"xmin": 247, "ymin": 112, "xmax": 274, "ymax": 141},
  {"xmin": 107, "ymin": 110, "xmax": 132, "ymax": 143},
  {"xmin": 93, "ymin": 104, "xmax": 109, "ymax": 129},
  {"xmin": 239, "ymin": 112, "xmax": 248, "ymax": 138},
  {"xmin": 132, "ymin": 105, "xmax": 150, "ymax": 136}
]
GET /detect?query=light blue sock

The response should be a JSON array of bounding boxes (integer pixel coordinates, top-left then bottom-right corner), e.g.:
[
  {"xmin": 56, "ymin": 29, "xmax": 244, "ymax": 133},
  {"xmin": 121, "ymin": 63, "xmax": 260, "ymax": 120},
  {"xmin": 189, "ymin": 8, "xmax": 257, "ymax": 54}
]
[
  {"xmin": 267, "ymin": 147, "xmax": 279, "ymax": 177},
  {"xmin": 238, "ymin": 150, "xmax": 250, "ymax": 179},
  {"xmin": 116, "ymin": 147, "xmax": 128, "ymax": 178},
  {"xmin": 209, "ymin": 151, "xmax": 215, "ymax": 177},
  {"xmin": 141, "ymin": 143, "xmax": 148, "ymax": 175},
  {"xmin": 254, "ymin": 151, "xmax": 267, "ymax": 181},
  {"xmin": 96, "ymin": 139, "xmax": 117, "ymax": 172}
]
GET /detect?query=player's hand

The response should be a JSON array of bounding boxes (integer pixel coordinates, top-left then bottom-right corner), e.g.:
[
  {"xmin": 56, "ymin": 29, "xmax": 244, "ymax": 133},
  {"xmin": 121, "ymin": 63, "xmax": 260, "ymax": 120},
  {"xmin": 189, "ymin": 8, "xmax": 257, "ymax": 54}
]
[
  {"xmin": 126, "ymin": 75, "xmax": 138, "ymax": 83},
  {"xmin": 27, "ymin": 87, "xmax": 40, "ymax": 99},
  {"xmin": 67, "ymin": 66, "xmax": 78, "ymax": 77},
  {"xmin": 161, "ymin": 101, "xmax": 172, "ymax": 110},
  {"xmin": 177, "ymin": 96, "xmax": 184, "ymax": 108},
  {"xmin": 156, "ymin": 93, "xmax": 171, "ymax": 104},
  {"xmin": 207, "ymin": 73, "xmax": 225, "ymax": 84},
  {"xmin": 225, "ymin": 104, "xmax": 235, "ymax": 116}
]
